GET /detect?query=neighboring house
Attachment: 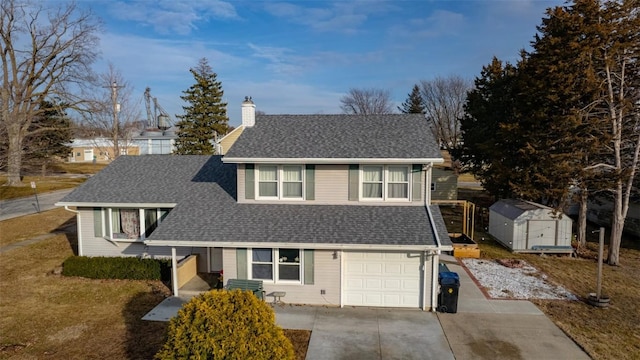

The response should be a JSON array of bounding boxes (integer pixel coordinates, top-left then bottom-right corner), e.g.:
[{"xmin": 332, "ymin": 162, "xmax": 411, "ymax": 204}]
[
  {"xmin": 131, "ymin": 128, "xmax": 177, "ymax": 155},
  {"xmin": 67, "ymin": 138, "xmax": 139, "ymax": 162},
  {"xmin": 57, "ymin": 99, "xmax": 452, "ymax": 311},
  {"xmin": 586, "ymin": 196, "xmax": 640, "ymax": 238},
  {"xmin": 489, "ymin": 199, "xmax": 573, "ymax": 252}
]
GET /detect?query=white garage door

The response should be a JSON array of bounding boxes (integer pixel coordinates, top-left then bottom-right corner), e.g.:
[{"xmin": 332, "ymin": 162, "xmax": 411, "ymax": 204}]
[{"xmin": 344, "ymin": 251, "xmax": 422, "ymax": 308}]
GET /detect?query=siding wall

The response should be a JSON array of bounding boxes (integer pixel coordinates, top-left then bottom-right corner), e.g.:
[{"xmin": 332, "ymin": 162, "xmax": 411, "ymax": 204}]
[
  {"xmin": 222, "ymin": 248, "xmax": 341, "ymax": 306},
  {"xmin": 77, "ymin": 208, "xmax": 192, "ymax": 259},
  {"xmin": 237, "ymin": 164, "xmax": 428, "ymax": 205},
  {"xmin": 218, "ymin": 127, "xmax": 244, "ymax": 155}
]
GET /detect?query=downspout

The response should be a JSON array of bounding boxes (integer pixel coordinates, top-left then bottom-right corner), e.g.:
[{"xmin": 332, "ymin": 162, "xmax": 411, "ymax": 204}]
[
  {"xmin": 424, "ymin": 164, "xmax": 441, "ymax": 312},
  {"xmin": 64, "ymin": 206, "xmax": 83, "ymax": 256}
]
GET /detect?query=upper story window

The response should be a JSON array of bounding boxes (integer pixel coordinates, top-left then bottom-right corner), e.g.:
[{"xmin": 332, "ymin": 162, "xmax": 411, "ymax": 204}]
[
  {"xmin": 257, "ymin": 165, "xmax": 304, "ymax": 200},
  {"xmin": 361, "ymin": 165, "xmax": 410, "ymax": 201}
]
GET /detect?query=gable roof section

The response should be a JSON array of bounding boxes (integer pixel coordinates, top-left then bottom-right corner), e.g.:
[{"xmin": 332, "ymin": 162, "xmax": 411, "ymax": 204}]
[
  {"xmin": 58, "ymin": 155, "xmax": 450, "ymax": 250},
  {"xmin": 223, "ymin": 114, "xmax": 443, "ymax": 162},
  {"xmin": 57, "ymin": 155, "xmax": 236, "ymax": 206},
  {"xmin": 489, "ymin": 199, "xmax": 553, "ymax": 220}
]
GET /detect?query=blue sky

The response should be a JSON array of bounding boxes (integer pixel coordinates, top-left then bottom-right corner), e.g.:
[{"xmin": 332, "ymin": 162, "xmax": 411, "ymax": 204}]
[{"xmin": 82, "ymin": 0, "xmax": 565, "ymax": 127}]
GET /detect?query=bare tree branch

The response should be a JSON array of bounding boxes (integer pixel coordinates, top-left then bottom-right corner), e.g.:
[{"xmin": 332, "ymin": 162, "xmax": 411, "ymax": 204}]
[{"xmin": 339, "ymin": 88, "xmax": 394, "ymax": 115}]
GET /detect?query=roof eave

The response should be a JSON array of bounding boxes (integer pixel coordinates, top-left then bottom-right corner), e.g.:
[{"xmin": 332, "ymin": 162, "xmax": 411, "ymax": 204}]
[
  {"xmin": 144, "ymin": 240, "xmax": 441, "ymax": 251},
  {"xmin": 56, "ymin": 202, "xmax": 178, "ymax": 208},
  {"xmin": 222, "ymin": 157, "xmax": 445, "ymax": 164}
]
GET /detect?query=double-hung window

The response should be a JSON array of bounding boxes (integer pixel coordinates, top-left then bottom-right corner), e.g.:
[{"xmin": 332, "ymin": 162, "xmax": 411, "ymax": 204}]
[
  {"xmin": 250, "ymin": 248, "xmax": 301, "ymax": 283},
  {"xmin": 361, "ymin": 165, "xmax": 410, "ymax": 201},
  {"xmin": 257, "ymin": 165, "xmax": 304, "ymax": 200}
]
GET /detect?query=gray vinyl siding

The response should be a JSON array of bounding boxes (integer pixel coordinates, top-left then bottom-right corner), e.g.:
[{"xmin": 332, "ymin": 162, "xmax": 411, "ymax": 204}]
[
  {"xmin": 223, "ymin": 247, "xmax": 238, "ymax": 279},
  {"xmin": 315, "ymin": 165, "xmax": 349, "ymax": 203},
  {"xmin": 431, "ymin": 167, "xmax": 458, "ymax": 201},
  {"xmin": 222, "ymin": 248, "xmax": 341, "ymax": 306},
  {"xmin": 77, "ymin": 208, "xmax": 191, "ymax": 259}
]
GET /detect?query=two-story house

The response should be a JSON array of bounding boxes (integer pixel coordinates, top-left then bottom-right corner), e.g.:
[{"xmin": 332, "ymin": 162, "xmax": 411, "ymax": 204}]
[{"xmin": 56, "ymin": 98, "xmax": 452, "ymax": 311}]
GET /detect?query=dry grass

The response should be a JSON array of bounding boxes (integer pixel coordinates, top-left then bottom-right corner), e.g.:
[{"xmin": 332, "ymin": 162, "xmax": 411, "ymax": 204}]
[
  {"xmin": 50, "ymin": 162, "xmax": 108, "ymax": 174},
  {"xmin": 0, "ymin": 232, "xmax": 170, "ymax": 359},
  {"xmin": 448, "ymin": 190, "xmax": 640, "ymax": 360},
  {"xmin": 0, "ymin": 207, "xmax": 75, "ymax": 247},
  {"xmin": 0, "ymin": 175, "xmax": 87, "ymax": 200},
  {"xmin": 284, "ymin": 329, "xmax": 311, "ymax": 360},
  {"xmin": 0, "ymin": 162, "xmax": 105, "ymax": 200},
  {"xmin": 0, "ymin": 209, "xmax": 309, "ymax": 359}
]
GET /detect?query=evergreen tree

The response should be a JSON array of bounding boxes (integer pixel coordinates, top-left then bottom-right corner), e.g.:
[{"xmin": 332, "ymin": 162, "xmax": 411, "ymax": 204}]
[
  {"xmin": 455, "ymin": 57, "xmax": 523, "ymax": 199},
  {"xmin": 397, "ymin": 84, "xmax": 425, "ymax": 114},
  {"xmin": 23, "ymin": 100, "xmax": 72, "ymax": 175},
  {"xmin": 174, "ymin": 58, "xmax": 229, "ymax": 155}
]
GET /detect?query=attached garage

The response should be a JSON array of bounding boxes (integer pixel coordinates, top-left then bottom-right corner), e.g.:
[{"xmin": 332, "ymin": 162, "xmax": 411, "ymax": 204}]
[{"xmin": 343, "ymin": 251, "xmax": 427, "ymax": 308}]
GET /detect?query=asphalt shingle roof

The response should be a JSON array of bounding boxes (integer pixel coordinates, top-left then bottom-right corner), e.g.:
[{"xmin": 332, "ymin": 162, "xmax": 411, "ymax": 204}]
[
  {"xmin": 224, "ymin": 114, "xmax": 442, "ymax": 160},
  {"xmin": 59, "ymin": 155, "xmax": 451, "ymax": 248}
]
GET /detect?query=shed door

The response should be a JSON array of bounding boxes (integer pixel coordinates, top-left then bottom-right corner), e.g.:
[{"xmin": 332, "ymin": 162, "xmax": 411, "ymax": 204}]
[
  {"xmin": 527, "ymin": 220, "xmax": 557, "ymax": 248},
  {"xmin": 343, "ymin": 251, "xmax": 422, "ymax": 308}
]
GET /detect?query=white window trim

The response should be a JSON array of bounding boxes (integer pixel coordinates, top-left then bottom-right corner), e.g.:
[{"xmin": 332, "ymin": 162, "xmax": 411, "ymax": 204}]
[
  {"xmin": 255, "ymin": 165, "xmax": 305, "ymax": 201},
  {"xmin": 102, "ymin": 208, "xmax": 169, "ymax": 242},
  {"xmin": 360, "ymin": 165, "xmax": 411, "ymax": 202},
  {"xmin": 248, "ymin": 248, "xmax": 303, "ymax": 284}
]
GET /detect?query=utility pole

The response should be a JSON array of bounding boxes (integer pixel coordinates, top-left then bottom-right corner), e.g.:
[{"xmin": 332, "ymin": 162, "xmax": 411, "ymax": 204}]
[{"xmin": 110, "ymin": 81, "xmax": 123, "ymax": 159}]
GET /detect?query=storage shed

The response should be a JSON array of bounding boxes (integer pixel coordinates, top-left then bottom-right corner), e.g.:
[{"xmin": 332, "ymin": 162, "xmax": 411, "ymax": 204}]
[{"xmin": 489, "ymin": 199, "xmax": 573, "ymax": 253}]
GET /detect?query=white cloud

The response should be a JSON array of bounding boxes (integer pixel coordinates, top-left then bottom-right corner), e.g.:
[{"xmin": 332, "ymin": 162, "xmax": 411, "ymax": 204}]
[
  {"xmin": 263, "ymin": 1, "xmax": 394, "ymax": 34},
  {"xmin": 390, "ymin": 10, "xmax": 465, "ymax": 39},
  {"xmin": 108, "ymin": 0, "xmax": 239, "ymax": 35}
]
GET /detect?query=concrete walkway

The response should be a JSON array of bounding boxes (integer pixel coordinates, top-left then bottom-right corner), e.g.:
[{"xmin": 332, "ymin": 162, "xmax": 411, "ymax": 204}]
[
  {"xmin": 438, "ymin": 256, "xmax": 590, "ymax": 360},
  {"xmin": 275, "ymin": 306, "xmax": 453, "ymax": 360}
]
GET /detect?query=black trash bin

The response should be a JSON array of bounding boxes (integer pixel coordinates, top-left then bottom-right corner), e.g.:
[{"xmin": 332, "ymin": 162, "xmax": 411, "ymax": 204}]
[{"xmin": 438, "ymin": 271, "xmax": 460, "ymax": 313}]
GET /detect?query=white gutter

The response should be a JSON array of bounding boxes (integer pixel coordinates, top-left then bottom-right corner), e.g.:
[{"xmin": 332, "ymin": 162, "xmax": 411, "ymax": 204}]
[
  {"xmin": 56, "ymin": 202, "xmax": 177, "ymax": 208},
  {"xmin": 222, "ymin": 157, "xmax": 445, "ymax": 165},
  {"xmin": 424, "ymin": 164, "xmax": 442, "ymax": 312},
  {"xmin": 144, "ymin": 240, "xmax": 439, "ymax": 251}
]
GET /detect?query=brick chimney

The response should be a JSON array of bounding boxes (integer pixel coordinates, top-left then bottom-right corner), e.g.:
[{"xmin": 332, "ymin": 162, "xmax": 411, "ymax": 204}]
[{"xmin": 241, "ymin": 96, "xmax": 255, "ymax": 127}]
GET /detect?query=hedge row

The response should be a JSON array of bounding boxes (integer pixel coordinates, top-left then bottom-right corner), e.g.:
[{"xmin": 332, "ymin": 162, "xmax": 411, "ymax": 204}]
[{"xmin": 62, "ymin": 256, "xmax": 171, "ymax": 281}]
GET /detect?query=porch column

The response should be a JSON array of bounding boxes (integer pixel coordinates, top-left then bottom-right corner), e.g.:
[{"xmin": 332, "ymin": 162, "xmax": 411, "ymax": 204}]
[{"xmin": 171, "ymin": 247, "xmax": 179, "ymax": 296}]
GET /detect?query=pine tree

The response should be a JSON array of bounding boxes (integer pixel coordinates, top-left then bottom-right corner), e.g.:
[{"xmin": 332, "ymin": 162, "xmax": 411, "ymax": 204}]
[
  {"xmin": 397, "ymin": 84, "xmax": 425, "ymax": 114},
  {"xmin": 174, "ymin": 58, "xmax": 229, "ymax": 155},
  {"xmin": 23, "ymin": 100, "xmax": 72, "ymax": 175},
  {"xmin": 455, "ymin": 57, "xmax": 523, "ymax": 199}
]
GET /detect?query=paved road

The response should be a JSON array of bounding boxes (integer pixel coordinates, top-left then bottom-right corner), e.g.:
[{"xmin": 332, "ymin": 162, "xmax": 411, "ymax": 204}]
[{"xmin": 0, "ymin": 189, "xmax": 73, "ymax": 221}]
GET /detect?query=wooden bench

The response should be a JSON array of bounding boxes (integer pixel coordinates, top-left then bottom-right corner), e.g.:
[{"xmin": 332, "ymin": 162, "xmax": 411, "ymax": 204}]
[{"xmin": 226, "ymin": 279, "xmax": 266, "ymax": 300}]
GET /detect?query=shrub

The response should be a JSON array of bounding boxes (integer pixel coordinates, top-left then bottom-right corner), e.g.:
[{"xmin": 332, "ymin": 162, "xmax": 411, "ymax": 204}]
[
  {"xmin": 155, "ymin": 289, "xmax": 295, "ymax": 360},
  {"xmin": 62, "ymin": 256, "xmax": 171, "ymax": 281}
]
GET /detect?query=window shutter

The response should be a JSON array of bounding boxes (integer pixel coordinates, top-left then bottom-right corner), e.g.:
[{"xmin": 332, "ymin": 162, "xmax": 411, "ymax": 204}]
[
  {"xmin": 305, "ymin": 165, "xmax": 315, "ymax": 200},
  {"xmin": 348, "ymin": 164, "xmax": 359, "ymax": 201},
  {"xmin": 304, "ymin": 249, "xmax": 314, "ymax": 285},
  {"xmin": 236, "ymin": 248, "xmax": 248, "ymax": 279},
  {"xmin": 93, "ymin": 208, "xmax": 102, "ymax": 237},
  {"xmin": 245, "ymin": 164, "xmax": 255, "ymax": 200},
  {"xmin": 412, "ymin": 164, "xmax": 422, "ymax": 201}
]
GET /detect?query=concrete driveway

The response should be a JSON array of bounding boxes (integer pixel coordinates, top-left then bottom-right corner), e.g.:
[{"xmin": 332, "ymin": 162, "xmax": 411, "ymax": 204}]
[{"xmin": 274, "ymin": 305, "xmax": 454, "ymax": 360}]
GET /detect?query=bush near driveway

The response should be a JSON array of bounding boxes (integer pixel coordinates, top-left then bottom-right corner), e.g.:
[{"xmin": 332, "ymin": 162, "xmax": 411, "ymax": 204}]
[{"xmin": 156, "ymin": 289, "xmax": 295, "ymax": 360}]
